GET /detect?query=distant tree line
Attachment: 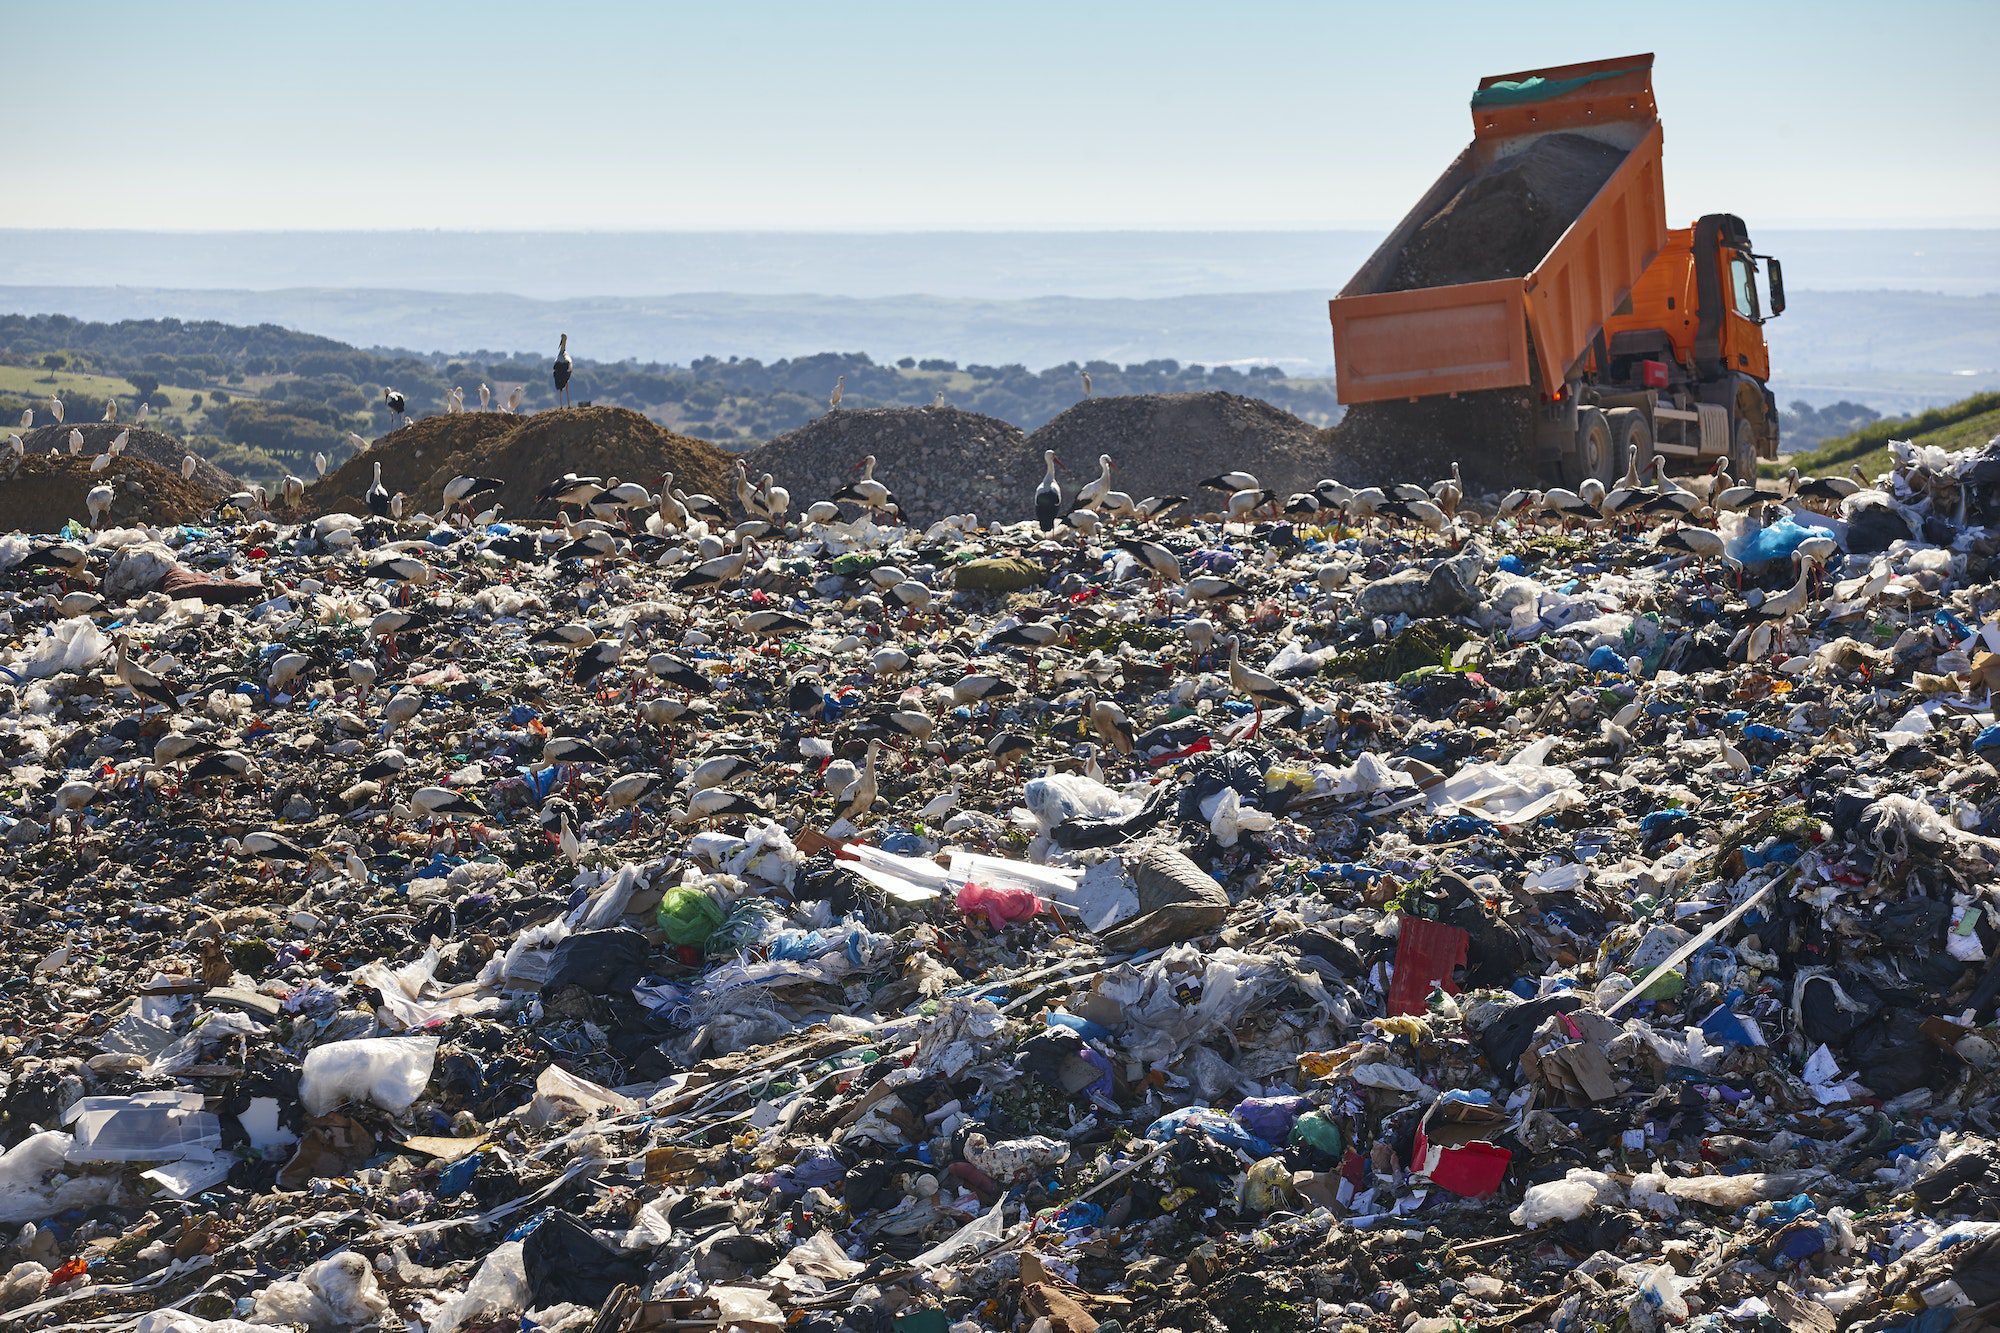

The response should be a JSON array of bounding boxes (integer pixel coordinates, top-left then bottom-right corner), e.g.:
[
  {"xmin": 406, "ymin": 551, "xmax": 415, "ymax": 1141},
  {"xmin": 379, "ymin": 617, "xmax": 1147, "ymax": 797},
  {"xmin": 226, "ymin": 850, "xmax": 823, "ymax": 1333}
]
[
  {"xmin": 0, "ymin": 312, "xmax": 1870, "ymax": 486},
  {"xmin": 1781, "ymin": 399, "xmax": 1881, "ymax": 453}
]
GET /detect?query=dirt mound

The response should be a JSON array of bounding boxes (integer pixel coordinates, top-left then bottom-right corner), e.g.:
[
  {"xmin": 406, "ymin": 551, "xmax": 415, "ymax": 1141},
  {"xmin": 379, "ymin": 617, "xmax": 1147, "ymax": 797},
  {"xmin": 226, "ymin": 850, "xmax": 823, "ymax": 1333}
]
[
  {"xmin": 1325, "ymin": 391, "xmax": 1539, "ymax": 494},
  {"xmin": 16, "ymin": 423, "xmax": 238, "ymax": 501},
  {"xmin": 0, "ymin": 453, "xmax": 213, "ymax": 533},
  {"xmin": 305, "ymin": 413, "xmax": 520, "ymax": 518},
  {"xmin": 753, "ymin": 407, "xmax": 1034, "ymax": 524},
  {"xmin": 454, "ymin": 405, "xmax": 733, "ymax": 520},
  {"xmin": 1027, "ymin": 392, "xmax": 1332, "ymax": 510},
  {"xmin": 1387, "ymin": 132, "xmax": 1626, "ymax": 291}
]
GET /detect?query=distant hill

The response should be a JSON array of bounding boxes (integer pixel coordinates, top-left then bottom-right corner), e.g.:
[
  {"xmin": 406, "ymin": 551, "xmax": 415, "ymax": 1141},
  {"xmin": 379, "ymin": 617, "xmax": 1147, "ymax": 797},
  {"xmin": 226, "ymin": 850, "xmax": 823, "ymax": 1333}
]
[{"xmin": 2, "ymin": 283, "xmax": 1995, "ymax": 416}]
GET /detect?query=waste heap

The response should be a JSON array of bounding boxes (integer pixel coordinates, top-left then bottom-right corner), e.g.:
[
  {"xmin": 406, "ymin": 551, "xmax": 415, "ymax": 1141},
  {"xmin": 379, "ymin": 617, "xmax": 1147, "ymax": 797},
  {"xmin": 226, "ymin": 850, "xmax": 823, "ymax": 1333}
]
[{"xmin": 2, "ymin": 432, "xmax": 2000, "ymax": 1333}]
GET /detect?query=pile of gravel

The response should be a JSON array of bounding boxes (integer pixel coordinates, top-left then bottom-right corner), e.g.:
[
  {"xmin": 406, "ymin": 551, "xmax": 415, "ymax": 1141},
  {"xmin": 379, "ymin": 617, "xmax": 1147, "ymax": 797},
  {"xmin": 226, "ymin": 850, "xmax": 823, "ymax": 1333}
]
[
  {"xmin": 1386, "ymin": 132, "xmax": 1627, "ymax": 291},
  {"xmin": 305, "ymin": 407, "xmax": 732, "ymax": 521},
  {"xmin": 0, "ymin": 453, "xmax": 213, "ymax": 533},
  {"xmin": 17, "ymin": 424, "xmax": 238, "ymax": 503},
  {"xmin": 751, "ymin": 407, "xmax": 1035, "ymax": 524},
  {"xmin": 1026, "ymin": 392, "xmax": 1332, "ymax": 511},
  {"xmin": 306, "ymin": 413, "xmax": 519, "ymax": 517},
  {"xmin": 452, "ymin": 405, "xmax": 733, "ymax": 521}
]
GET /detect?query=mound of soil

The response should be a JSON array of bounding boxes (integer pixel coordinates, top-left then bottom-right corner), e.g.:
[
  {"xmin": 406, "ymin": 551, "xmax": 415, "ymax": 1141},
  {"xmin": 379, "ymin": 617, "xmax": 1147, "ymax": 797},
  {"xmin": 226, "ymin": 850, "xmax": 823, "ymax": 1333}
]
[
  {"xmin": 1326, "ymin": 391, "xmax": 1539, "ymax": 494},
  {"xmin": 1386, "ymin": 132, "xmax": 1626, "ymax": 291},
  {"xmin": 0, "ymin": 453, "xmax": 213, "ymax": 533},
  {"xmin": 452, "ymin": 405, "xmax": 733, "ymax": 520},
  {"xmin": 753, "ymin": 407, "xmax": 1034, "ymax": 524},
  {"xmin": 305, "ymin": 413, "xmax": 520, "ymax": 518},
  {"xmin": 16, "ymin": 424, "xmax": 238, "ymax": 502},
  {"xmin": 1027, "ymin": 392, "xmax": 1332, "ymax": 510}
]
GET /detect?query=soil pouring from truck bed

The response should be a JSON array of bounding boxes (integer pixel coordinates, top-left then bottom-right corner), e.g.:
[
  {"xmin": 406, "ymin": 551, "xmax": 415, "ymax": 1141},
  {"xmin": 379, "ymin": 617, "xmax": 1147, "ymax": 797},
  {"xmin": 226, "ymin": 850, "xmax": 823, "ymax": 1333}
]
[
  {"xmin": 1326, "ymin": 391, "xmax": 1540, "ymax": 492},
  {"xmin": 1387, "ymin": 132, "xmax": 1627, "ymax": 291}
]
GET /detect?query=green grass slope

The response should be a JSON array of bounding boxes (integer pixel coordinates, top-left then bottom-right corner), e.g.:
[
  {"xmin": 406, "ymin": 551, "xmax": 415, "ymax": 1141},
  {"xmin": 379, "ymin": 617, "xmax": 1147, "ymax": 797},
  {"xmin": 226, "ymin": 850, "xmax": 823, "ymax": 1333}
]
[{"xmin": 1776, "ymin": 390, "xmax": 2000, "ymax": 482}]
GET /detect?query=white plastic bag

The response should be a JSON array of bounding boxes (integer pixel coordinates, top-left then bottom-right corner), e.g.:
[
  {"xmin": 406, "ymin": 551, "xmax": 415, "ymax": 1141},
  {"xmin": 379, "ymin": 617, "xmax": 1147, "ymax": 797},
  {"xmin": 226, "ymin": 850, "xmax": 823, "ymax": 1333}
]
[
  {"xmin": 299, "ymin": 1035, "xmax": 437, "ymax": 1116},
  {"xmin": 429, "ymin": 1241, "xmax": 528, "ymax": 1333},
  {"xmin": 911, "ymin": 1197, "xmax": 1008, "ymax": 1270},
  {"xmin": 1510, "ymin": 1168, "xmax": 1621, "ymax": 1226}
]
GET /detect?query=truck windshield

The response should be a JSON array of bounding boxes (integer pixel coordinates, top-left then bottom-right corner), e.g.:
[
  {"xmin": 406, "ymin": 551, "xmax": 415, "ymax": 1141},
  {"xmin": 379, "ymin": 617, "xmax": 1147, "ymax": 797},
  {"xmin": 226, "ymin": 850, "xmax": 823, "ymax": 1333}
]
[{"xmin": 1729, "ymin": 255, "xmax": 1762, "ymax": 320}]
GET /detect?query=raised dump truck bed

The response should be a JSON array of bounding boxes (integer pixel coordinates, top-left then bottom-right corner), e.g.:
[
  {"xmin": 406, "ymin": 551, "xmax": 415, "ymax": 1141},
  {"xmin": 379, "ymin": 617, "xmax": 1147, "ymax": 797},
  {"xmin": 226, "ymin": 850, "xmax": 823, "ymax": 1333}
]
[{"xmin": 1330, "ymin": 55, "xmax": 1667, "ymax": 406}]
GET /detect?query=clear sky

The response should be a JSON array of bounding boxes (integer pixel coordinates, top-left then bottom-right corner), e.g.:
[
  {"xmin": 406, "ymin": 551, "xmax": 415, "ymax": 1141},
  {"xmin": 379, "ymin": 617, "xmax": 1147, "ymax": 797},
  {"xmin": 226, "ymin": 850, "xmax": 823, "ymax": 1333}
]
[{"xmin": 15, "ymin": 0, "xmax": 1998, "ymax": 230}]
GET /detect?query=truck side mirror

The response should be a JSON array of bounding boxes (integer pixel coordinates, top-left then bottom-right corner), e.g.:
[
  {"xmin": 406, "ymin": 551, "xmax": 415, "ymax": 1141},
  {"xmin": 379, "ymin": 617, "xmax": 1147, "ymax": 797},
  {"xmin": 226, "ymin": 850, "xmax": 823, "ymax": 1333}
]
[{"xmin": 1765, "ymin": 257, "xmax": 1786, "ymax": 317}]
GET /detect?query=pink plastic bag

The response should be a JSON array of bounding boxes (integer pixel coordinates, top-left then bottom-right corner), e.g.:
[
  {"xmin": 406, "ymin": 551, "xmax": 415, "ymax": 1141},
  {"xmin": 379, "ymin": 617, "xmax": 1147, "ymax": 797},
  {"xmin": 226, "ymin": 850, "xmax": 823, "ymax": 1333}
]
[{"xmin": 957, "ymin": 881, "xmax": 1043, "ymax": 930}]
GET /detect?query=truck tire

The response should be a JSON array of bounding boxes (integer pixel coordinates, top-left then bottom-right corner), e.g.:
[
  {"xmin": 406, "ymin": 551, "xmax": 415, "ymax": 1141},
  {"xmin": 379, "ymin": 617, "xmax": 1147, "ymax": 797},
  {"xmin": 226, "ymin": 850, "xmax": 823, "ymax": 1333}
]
[
  {"xmin": 1729, "ymin": 417, "xmax": 1758, "ymax": 482},
  {"xmin": 1572, "ymin": 408, "xmax": 1616, "ymax": 486},
  {"xmin": 1606, "ymin": 407, "xmax": 1653, "ymax": 480}
]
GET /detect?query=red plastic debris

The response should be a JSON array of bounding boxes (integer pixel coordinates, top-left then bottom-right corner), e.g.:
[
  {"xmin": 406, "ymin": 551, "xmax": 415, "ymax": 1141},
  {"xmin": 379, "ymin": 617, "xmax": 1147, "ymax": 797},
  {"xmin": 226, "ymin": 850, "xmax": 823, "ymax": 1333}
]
[{"xmin": 1385, "ymin": 914, "xmax": 1470, "ymax": 1016}]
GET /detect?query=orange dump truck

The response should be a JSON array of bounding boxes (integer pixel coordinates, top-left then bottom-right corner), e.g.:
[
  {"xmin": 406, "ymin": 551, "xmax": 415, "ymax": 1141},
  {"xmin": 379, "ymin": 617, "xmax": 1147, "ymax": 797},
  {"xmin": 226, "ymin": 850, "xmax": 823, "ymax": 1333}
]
[{"xmin": 1328, "ymin": 54, "xmax": 1785, "ymax": 486}]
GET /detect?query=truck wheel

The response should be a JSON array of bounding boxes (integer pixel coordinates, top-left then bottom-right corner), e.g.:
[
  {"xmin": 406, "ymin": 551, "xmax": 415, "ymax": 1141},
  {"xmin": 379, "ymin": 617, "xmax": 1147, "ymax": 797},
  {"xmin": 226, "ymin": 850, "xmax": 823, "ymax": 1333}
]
[
  {"xmin": 1606, "ymin": 408, "xmax": 1653, "ymax": 480},
  {"xmin": 1729, "ymin": 418, "xmax": 1759, "ymax": 483},
  {"xmin": 1572, "ymin": 408, "xmax": 1616, "ymax": 486}
]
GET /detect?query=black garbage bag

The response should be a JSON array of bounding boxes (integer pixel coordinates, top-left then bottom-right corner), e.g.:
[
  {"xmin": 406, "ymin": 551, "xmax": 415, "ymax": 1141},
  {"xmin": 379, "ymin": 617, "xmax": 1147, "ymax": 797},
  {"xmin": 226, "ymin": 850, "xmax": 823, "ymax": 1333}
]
[
  {"xmin": 1176, "ymin": 749, "xmax": 1269, "ymax": 823},
  {"xmin": 543, "ymin": 927, "xmax": 652, "ymax": 994},
  {"xmin": 1844, "ymin": 497, "xmax": 1920, "ymax": 553},
  {"xmin": 1050, "ymin": 780, "xmax": 1176, "ymax": 850},
  {"xmin": 1914, "ymin": 1141, "xmax": 2000, "ymax": 1219},
  {"xmin": 1018, "ymin": 1027, "xmax": 1103, "ymax": 1095},
  {"xmin": 1796, "ymin": 970, "xmax": 1884, "ymax": 1047},
  {"xmin": 793, "ymin": 853, "xmax": 864, "ymax": 914},
  {"xmin": 1478, "ymin": 993, "xmax": 1584, "ymax": 1081},
  {"xmin": 522, "ymin": 1210, "xmax": 650, "ymax": 1305},
  {"xmin": 1849, "ymin": 1007, "xmax": 1947, "ymax": 1099}
]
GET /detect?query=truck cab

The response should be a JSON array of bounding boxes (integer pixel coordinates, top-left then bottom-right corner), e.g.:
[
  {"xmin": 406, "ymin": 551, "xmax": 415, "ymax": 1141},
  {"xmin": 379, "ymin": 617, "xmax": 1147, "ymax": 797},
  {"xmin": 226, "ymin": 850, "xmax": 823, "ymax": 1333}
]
[{"xmin": 1597, "ymin": 213, "xmax": 1785, "ymax": 477}]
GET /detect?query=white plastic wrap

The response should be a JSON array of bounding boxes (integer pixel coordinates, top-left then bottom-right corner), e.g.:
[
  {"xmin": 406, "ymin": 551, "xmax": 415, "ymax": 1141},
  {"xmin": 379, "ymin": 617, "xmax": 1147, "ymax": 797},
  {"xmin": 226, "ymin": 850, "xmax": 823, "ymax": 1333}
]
[{"xmin": 298, "ymin": 1035, "xmax": 438, "ymax": 1116}]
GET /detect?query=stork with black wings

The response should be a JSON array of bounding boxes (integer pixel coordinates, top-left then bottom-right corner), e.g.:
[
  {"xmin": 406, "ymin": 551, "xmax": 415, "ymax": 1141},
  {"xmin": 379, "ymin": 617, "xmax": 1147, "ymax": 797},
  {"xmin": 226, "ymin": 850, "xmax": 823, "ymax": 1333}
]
[{"xmin": 553, "ymin": 333, "xmax": 574, "ymax": 408}]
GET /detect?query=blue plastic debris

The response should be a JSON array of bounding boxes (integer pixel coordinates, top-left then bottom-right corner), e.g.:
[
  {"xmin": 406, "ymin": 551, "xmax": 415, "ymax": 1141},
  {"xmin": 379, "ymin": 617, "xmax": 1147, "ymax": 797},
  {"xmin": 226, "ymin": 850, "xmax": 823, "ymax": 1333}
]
[
  {"xmin": 1586, "ymin": 645, "xmax": 1628, "ymax": 674},
  {"xmin": 1729, "ymin": 513, "xmax": 1819, "ymax": 565},
  {"xmin": 1698, "ymin": 1005, "xmax": 1766, "ymax": 1048},
  {"xmin": 1639, "ymin": 809, "xmax": 1690, "ymax": 835},
  {"xmin": 1426, "ymin": 814, "xmax": 1499, "ymax": 842},
  {"xmin": 437, "ymin": 1152, "xmax": 482, "ymax": 1197}
]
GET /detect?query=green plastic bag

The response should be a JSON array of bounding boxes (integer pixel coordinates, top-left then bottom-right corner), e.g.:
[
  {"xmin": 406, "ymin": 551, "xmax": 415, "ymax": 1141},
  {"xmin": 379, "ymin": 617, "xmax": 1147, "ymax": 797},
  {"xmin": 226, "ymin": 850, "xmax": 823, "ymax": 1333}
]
[
  {"xmin": 656, "ymin": 886, "xmax": 724, "ymax": 947},
  {"xmin": 1289, "ymin": 1111, "xmax": 1343, "ymax": 1158}
]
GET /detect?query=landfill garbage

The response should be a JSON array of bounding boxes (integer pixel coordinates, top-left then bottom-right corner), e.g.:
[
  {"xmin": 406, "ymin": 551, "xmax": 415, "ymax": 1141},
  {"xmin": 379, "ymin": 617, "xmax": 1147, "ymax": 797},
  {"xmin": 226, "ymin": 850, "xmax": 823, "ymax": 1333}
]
[{"xmin": 1, "ymin": 425, "xmax": 1999, "ymax": 1332}]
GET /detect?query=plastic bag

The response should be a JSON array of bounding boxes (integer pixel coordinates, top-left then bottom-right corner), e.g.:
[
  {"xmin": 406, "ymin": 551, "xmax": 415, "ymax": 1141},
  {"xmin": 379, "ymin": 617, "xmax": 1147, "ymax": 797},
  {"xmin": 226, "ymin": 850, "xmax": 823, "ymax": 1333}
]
[
  {"xmin": 657, "ymin": 886, "xmax": 726, "ymax": 947},
  {"xmin": 910, "ymin": 1197, "xmax": 1008, "ymax": 1269},
  {"xmin": 4, "ymin": 618, "xmax": 110, "ymax": 683},
  {"xmin": 430, "ymin": 1241, "xmax": 529, "ymax": 1333},
  {"xmin": 1510, "ymin": 1168, "xmax": 1620, "ymax": 1226},
  {"xmin": 0, "ymin": 1131, "xmax": 119, "ymax": 1223},
  {"xmin": 522, "ymin": 1064, "xmax": 640, "ymax": 1127},
  {"xmin": 957, "ymin": 880, "xmax": 1044, "ymax": 929},
  {"xmin": 299, "ymin": 1036, "xmax": 438, "ymax": 1116}
]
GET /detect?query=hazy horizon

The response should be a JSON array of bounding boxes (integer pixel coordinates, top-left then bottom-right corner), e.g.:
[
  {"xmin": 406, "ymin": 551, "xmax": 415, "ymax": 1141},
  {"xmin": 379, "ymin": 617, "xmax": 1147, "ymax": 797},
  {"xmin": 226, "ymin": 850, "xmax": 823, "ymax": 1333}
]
[
  {"xmin": 13, "ymin": 1, "xmax": 1998, "ymax": 230},
  {"xmin": 6, "ymin": 228, "xmax": 1996, "ymax": 302}
]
